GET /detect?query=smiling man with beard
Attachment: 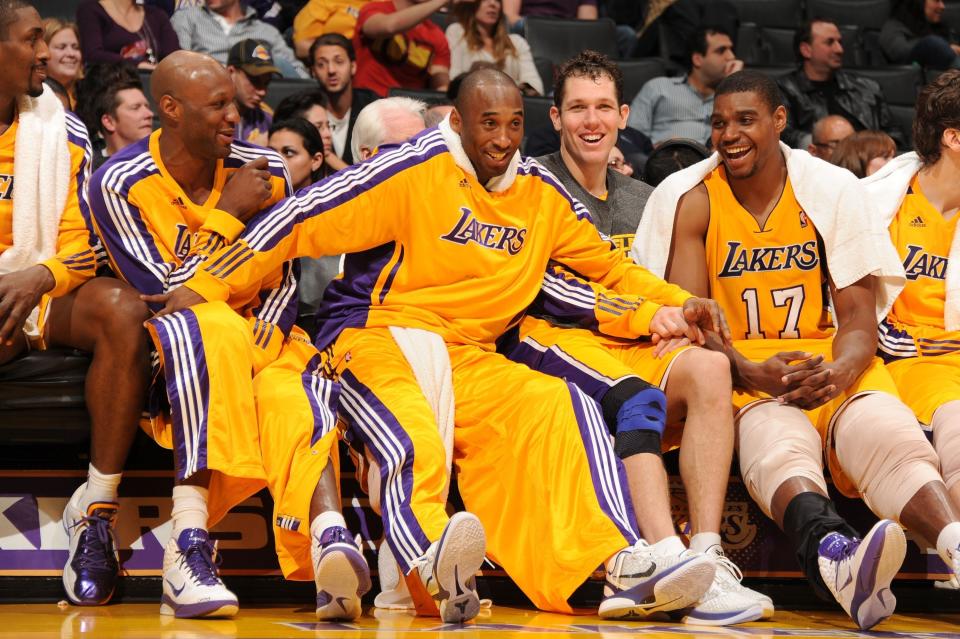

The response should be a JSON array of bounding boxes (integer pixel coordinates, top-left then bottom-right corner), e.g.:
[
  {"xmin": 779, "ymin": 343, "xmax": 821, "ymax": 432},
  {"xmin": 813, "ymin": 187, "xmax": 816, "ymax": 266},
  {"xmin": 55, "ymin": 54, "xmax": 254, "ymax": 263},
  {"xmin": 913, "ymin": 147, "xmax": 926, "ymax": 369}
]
[{"xmin": 636, "ymin": 69, "xmax": 960, "ymax": 631}]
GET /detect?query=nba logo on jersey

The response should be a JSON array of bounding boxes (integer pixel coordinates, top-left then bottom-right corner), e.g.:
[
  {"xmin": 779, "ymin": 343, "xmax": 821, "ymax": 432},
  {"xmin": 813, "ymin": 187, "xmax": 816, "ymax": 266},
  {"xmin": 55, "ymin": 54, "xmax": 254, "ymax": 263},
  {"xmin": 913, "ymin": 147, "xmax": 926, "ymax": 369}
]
[{"xmin": 799, "ymin": 211, "xmax": 808, "ymax": 228}]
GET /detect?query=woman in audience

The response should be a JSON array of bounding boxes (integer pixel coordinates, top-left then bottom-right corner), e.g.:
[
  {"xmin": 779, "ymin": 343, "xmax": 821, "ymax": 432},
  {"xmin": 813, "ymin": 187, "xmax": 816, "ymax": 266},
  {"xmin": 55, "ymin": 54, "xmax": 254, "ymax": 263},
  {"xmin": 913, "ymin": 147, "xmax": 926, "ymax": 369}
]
[
  {"xmin": 268, "ymin": 118, "xmax": 329, "ymax": 190},
  {"xmin": 446, "ymin": 0, "xmax": 543, "ymax": 95},
  {"xmin": 42, "ymin": 19, "xmax": 82, "ymax": 110},
  {"xmin": 76, "ymin": 0, "xmax": 180, "ymax": 69},
  {"xmin": 830, "ymin": 130, "xmax": 897, "ymax": 179},
  {"xmin": 881, "ymin": 0, "xmax": 960, "ymax": 69},
  {"xmin": 274, "ymin": 90, "xmax": 347, "ymax": 172}
]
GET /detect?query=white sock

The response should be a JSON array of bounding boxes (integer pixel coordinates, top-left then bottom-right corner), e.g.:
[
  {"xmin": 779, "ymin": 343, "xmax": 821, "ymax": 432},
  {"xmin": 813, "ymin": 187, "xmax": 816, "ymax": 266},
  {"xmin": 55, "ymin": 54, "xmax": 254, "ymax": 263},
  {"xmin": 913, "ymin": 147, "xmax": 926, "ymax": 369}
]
[
  {"xmin": 689, "ymin": 532, "xmax": 722, "ymax": 554},
  {"xmin": 171, "ymin": 485, "xmax": 209, "ymax": 538},
  {"xmin": 936, "ymin": 521, "xmax": 960, "ymax": 567},
  {"xmin": 80, "ymin": 464, "xmax": 121, "ymax": 511}
]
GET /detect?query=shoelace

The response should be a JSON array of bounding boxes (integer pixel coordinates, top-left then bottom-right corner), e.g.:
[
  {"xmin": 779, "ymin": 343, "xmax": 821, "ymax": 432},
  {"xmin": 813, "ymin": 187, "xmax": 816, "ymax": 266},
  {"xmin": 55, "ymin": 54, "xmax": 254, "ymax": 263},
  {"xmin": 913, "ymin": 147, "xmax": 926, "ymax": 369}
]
[
  {"xmin": 69, "ymin": 515, "xmax": 118, "ymax": 572},
  {"xmin": 180, "ymin": 539, "xmax": 223, "ymax": 587},
  {"xmin": 712, "ymin": 551, "xmax": 745, "ymax": 592},
  {"xmin": 824, "ymin": 536, "xmax": 859, "ymax": 591}
]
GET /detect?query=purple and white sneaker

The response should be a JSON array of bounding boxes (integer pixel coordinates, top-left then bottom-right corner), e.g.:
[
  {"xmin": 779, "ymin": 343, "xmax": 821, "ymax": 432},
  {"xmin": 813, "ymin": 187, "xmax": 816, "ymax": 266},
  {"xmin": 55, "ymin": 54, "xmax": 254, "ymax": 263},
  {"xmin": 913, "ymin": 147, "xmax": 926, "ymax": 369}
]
[
  {"xmin": 62, "ymin": 487, "xmax": 121, "ymax": 606},
  {"xmin": 818, "ymin": 519, "xmax": 906, "ymax": 630},
  {"xmin": 598, "ymin": 539, "xmax": 716, "ymax": 620},
  {"xmin": 313, "ymin": 526, "xmax": 371, "ymax": 620},
  {"xmin": 160, "ymin": 529, "xmax": 238, "ymax": 618}
]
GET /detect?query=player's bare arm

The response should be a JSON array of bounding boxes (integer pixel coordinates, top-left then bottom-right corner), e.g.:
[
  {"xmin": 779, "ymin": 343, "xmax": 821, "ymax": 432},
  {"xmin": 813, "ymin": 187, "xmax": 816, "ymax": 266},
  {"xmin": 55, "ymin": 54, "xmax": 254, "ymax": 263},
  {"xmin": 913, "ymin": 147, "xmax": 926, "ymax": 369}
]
[
  {"xmin": 666, "ymin": 181, "xmax": 822, "ymax": 393},
  {"xmin": 778, "ymin": 275, "xmax": 878, "ymax": 410},
  {"xmin": 0, "ymin": 264, "xmax": 55, "ymax": 344}
]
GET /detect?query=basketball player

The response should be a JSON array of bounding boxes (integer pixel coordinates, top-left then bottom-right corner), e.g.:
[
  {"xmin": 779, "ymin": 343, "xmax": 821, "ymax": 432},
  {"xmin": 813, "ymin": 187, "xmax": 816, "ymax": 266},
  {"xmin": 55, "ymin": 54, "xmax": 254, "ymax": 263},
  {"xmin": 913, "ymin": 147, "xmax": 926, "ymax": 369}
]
[
  {"xmin": 148, "ymin": 69, "xmax": 731, "ymax": 623},
  {"xmin": 0, "ymin": 0, "xmax": 153, "ymax": 608},
  {"xmin": 637, "ymin": 70, "xmax": 960, "ymax": 630},
  {"xmin": 867, "ymin": 70, "xmax": 960, "ymax": 581},
  {"xmin": 87, "ymin": 51, "xmax": 368, "ymax": 620},
  {"xmin": 503, "ymin": 51, "xmax": 770, "ymax": 625}
]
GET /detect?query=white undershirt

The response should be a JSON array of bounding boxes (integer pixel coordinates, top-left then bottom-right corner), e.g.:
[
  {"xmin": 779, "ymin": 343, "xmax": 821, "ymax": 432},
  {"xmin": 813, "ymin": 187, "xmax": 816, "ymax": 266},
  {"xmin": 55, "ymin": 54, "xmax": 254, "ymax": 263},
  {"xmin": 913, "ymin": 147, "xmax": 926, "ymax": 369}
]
[{"xmin": 329, "ymin": 109, "xmax": 350, "ymax": 158}]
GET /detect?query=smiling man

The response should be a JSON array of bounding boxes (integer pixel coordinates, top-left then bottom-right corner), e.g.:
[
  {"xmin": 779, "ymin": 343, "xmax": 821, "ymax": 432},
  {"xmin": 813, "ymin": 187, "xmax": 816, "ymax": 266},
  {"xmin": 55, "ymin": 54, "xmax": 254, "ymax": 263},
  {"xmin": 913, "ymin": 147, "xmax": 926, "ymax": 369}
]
[
  {"xmin": 637, "ymin": 69, "xmax": 960, "ymax": 630},
  {"xmin": 150, "ymin": 67, "xmax": 733, "ymax": 623},
  {"xmin": 87, "ymin": 50, "xmax": 369, "ymax": 621}
]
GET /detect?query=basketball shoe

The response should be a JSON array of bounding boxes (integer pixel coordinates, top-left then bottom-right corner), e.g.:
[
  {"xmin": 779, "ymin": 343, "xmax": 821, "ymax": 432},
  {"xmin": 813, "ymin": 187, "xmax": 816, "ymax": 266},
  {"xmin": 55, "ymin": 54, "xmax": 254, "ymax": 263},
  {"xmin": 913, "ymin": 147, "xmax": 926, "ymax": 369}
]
[
  {"xmin": 598, "ymin": 538, "xmax": 716, "ymax": 619},
  {"xmin": 679, "ymin": 544, "xmax": 773, "ymax": 625},
  {"xmin": 312, "ymin": 526, "xmax": 371, "ymax": 620},
  {"xmin": 61, "ymin": 485, "xmax": 120, "ymax": 605},
  {"xmin": 818, "ymin": 519, "xmax": 905, "ymax": 630},
  {"xmin": 405, "ymin": 512, "xmax": 486, "ymax": 623},
  {"xmin": 160, "ymin": 528, "xmax": 238, "ymax": 618}
]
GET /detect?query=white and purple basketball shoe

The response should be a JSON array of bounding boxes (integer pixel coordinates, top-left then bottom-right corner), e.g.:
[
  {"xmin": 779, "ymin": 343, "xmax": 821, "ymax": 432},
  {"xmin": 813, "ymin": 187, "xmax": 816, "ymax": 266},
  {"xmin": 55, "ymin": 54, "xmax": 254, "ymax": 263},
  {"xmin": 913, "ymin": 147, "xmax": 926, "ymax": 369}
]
[
  {"xmin": 62, "ymin": 487, "xmax": 121, "ymax": 606},
  {"xmin": 818, "ymin": 519, "xmax": 906, "ymax": 630},
  {"xmin": 598, "ymin": 539, "xmax": 716, "ymax": 619},
  {"xmin": 313, "ymin": 526, "xmax": 371, "ymax": 620},
  {"xmin": 680, "ymin": 544, "xmax": 774, "ymax": 625},
  {"xmin": 160, "ymin": 528, "xmax": 238, "ymax": 618}
]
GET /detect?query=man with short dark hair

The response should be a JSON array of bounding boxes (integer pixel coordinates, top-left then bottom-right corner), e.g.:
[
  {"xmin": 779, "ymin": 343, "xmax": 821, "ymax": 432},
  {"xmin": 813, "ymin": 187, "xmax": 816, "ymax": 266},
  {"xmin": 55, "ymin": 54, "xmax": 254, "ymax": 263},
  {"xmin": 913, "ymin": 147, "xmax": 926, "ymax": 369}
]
[
  {"xmin": 227, "ymin": 38, "xmax": 279, "ymax": 146},
  {"xmin": 0, "ymin": 0, "xmax": 152, "ymax": 609},
  {"xmin": 628, "ymin": 25, "xmax": 742, "ymax": 145},
  {"xmin": 777, "ymin": 18, "xmax": 904, "ymax": 150},
  {"xmin": 309, "ymin": 33, "xmax": 377, "ymax": 164},
  {"xmin": 76, "ymin": 63, "xmax": 154, "ymax": 169}
]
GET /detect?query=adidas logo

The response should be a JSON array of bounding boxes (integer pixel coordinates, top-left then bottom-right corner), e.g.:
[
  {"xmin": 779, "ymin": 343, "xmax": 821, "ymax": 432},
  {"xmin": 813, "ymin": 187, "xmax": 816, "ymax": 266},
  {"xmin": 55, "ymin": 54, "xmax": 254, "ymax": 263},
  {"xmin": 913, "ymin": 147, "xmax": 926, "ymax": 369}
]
[
  {"xmin": 910, "ymin": 216, "xmax": 926, "ymax": 228},
  {"xmin": 458, "ymin": 178, "xmax": 470, "ymax": 188}
]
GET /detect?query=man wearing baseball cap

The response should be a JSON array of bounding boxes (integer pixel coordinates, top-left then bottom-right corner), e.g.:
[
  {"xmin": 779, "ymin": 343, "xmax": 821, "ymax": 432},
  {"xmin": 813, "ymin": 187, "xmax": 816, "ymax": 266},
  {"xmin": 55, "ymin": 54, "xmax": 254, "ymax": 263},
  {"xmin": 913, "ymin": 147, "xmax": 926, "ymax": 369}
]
[{"xmin": 227, "ymin": 39, "xmax": 280, "ymax": 146}]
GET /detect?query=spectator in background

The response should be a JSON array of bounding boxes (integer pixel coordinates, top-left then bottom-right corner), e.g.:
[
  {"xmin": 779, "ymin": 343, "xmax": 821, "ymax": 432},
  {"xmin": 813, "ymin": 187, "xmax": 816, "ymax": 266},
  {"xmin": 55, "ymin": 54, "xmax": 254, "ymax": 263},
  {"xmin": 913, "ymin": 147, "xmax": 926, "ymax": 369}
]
[
  {"xmin": 502, "ymin": 0, "xmax": 596, "ymax": 33},
  {"xmin": 778, "ymin": 18, "xmax": 905, "ymax": 150},
  {"xmin": 640, "ymin": 137, "xmax": 709, "ymax": 187},
  {"xmin": 227, "ymin": 39, "xmax": 278, "ymax": 146},
  {"xmin": 293, "ymin": 0, "xmax": 373, "ymax": 58},
  {"xmin": 76, "ymin": 0, "xmax": 179, "ymax": 69},
  {"xmin": 309, "ymin": 33, "xmax": 378, "ymax": 164},
  {"xmin": 42, "ymin": 19, "xmax": 81, "ymax": 110},
  {"xmin": 353, "ymin": 0, "xmax": 451, "ymax": 96},
  {"xmin": 830, "ymin": 130, "xmax": 897, "ymax": 178},
  {"xmin": 881, "ymin": 0, "xmax": 960, "ymax": 69},
  {"xmin": 349, "ymin": 95, "xmax": 427, "ymax": 160},
  {"xmin": 76, "ymin": 62, "xmax": 154, "ymax": 168},
  {"xmin": 628, "ymin": 25, "xmax": 741, "ymax": 145},
  {"xmin": 607, "ymin": 145, "xmax": 633, "ymax": 178},
  {"xmin": 807, "ymin": 114, "xmax": 855, "ymax": 161},
  {"xmin": 424, "ymin": 98, "xmax": 454, "ymax": 126},
  {"xmin": 446, "ymin": 0, "xmax": 542, "ymax": 96},
  {"xmin": 172, "ymin": 0, "xmax": 309, "ymax": 77},
  {"xmin": 274, "ymin": 90, "xmax": 347, "ymax": 171},
  {"xmin": 268, "ymin": 117, "xmax": 327, "ymax": 190}
]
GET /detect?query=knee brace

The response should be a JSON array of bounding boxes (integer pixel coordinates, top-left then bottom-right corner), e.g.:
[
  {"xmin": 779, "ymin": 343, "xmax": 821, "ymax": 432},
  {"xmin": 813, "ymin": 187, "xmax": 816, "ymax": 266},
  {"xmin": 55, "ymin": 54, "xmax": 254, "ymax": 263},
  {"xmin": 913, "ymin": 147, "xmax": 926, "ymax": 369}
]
[
  {"xmin": 932, "ymin": 401, "xmax": 960, "ymax": 493},
  {"xmin": 834, "ymin": 393, "xmax": 942, "ymax": 519},
  {"xmin": 600, "ymin": 377, "xmax": 666, "ymax": 459}
]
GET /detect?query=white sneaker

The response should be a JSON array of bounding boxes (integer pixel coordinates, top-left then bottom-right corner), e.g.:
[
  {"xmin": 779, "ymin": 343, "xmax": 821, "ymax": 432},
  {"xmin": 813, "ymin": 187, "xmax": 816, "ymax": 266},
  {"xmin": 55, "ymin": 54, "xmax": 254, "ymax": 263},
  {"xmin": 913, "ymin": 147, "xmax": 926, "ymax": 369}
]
[
  {"xmin": 680, "ymin": 545, "xmax": 773, "ymax": 625},
  {"xmin": 598, "ymin": 538, "xmax": 716, "ymax": 619},
  {"xmin": 406, "ymin": 512, "xmax": 486, "ymax": 623},
  {"xmin": 818, "ymin": 519, "xmax": 905, "ymax": 630},
  {"xmin": 312, "ymin": 526, "xmax": 371, "ymax": 620},
  {"xmin": 160, "ymin": 529, "xmax": 238, "ymax": 618}
]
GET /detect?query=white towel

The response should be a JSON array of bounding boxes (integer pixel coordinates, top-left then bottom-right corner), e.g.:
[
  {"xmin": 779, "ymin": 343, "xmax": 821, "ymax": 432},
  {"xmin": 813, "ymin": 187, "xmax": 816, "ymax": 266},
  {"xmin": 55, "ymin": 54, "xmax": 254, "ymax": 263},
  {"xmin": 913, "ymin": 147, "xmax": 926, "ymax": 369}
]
[
  {"xmin": 631, "ymin": 142, "xmax": 906, "ymax": 322},
  {"xmin": 438, "ymin": 114, "xmax": 521, "ymax": 192},
  {"xmin": 0, "ymin": 85, "xmax": 72, "ymax": 334},
  {"xmin": 860, "ymin": 152, "xmax": 960, "ymax": 330}
]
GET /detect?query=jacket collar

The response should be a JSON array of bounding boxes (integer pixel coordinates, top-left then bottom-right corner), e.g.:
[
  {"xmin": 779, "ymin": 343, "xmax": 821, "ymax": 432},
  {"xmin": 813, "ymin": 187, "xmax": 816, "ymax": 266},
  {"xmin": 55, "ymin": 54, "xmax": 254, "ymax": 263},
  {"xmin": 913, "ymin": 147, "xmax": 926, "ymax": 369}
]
[{"xmin": 438, "ymin": 114, "xmax": 520, "ymax": 193}]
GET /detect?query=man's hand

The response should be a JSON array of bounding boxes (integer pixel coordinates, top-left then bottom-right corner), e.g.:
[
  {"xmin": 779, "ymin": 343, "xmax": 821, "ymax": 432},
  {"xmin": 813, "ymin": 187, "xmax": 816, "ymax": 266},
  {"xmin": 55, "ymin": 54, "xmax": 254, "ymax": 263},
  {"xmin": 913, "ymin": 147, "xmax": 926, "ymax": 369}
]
[
  {"xmin": 739, "ymin": 350, "xmax": 823, "ymax": 398},
  {"xmin": 0, "ymin": 265, "xmax": 55, "ymax": 344},
  {"xmin": 724, "ymin": 59, "xmax": 744, "ymax": 76},
  {"xmin": 777, "ymin": 359, "xmax": 859, "ymax": 411},
  {"xmin": 140, "ymin": 286, "xmax": 208, "ymax": 319},
  {"xmin": 651, "ymin": 336, "xmax": 692, "ymax": 358},
  {"xmin": 649, "ymin": 306, "xmax": 704, "ymax": 346},
  {"xmin": 217, "ymin": 156, "xmax": 273, "ymax": 223},
  {"xmin": 683, "ymin": 297, "xmax": 732, "ymax": 345}
]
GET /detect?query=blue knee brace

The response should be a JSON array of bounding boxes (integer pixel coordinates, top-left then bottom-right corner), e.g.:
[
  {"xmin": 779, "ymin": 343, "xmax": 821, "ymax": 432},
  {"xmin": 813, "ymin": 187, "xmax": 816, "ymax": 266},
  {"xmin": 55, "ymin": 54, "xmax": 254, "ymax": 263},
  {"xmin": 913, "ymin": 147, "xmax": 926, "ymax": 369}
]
[{"xmin": 602, "ymin": 382, "xmax": 666, "ymax": 458}]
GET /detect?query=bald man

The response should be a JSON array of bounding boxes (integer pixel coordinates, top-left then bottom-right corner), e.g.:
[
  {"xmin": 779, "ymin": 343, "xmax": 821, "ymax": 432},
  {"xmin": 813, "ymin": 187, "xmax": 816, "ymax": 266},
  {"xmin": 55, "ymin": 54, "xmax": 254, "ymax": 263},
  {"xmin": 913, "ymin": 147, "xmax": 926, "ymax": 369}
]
[
  {"xmin": 88, "ymin": 51, "xmax": 369, "ymax": 621},
  {"xmin": 150, "ymin": 68, "xmax": 729, "ymax": 623},
  {"xmin": 807, "ymin": 114, "xmax": 854, "ymax": 161}
]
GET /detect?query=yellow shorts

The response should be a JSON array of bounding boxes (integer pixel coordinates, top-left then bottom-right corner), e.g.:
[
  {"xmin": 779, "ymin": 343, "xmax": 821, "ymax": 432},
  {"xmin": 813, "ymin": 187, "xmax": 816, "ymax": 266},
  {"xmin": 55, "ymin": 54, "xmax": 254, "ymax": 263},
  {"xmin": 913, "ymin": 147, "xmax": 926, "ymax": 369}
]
[
  {"xmin": 886, "ymin": 352, "xmax": 960, "ymax": 425},
  {"xmin": 333, "ymin": 326, "xmax": 638, "ymax": 613},
  {"xmin": 732, "ymin": 338, "xmax": 899, "ymax": 497},
  {"xmin": 144, "ymin": 301, "xmax": 340, "ymax": 580}
]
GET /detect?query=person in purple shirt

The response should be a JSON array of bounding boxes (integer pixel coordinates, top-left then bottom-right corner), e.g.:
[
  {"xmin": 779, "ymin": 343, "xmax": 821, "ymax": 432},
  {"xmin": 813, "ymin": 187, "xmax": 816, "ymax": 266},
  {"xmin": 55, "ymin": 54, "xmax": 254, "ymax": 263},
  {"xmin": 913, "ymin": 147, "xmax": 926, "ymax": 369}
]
[
  {"xmin": 502, "ymin": 0, "xmax": 597, "ymax": 32},
  {"xmin": 76, "ymin": 0, "xmax": 180, "ymax": 69}
]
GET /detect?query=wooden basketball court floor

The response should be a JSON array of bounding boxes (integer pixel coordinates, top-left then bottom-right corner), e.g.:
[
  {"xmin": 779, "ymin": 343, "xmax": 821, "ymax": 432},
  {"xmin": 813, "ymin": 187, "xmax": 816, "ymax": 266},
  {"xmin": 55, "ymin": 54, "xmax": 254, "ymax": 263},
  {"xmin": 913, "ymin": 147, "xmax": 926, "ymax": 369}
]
[{"xmin": 6, "ymin": 603, "xmax": 960, "ymax": 638}]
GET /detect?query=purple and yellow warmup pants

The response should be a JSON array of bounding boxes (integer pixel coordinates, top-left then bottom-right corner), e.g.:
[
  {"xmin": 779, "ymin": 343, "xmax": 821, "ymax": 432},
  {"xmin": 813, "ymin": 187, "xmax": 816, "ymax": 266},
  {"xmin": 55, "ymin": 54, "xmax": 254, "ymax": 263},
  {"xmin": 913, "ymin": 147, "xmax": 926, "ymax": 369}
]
[
  {"xmin": 144, "ymin": 301, "xmax": 340, "ymax": 580},
  {"xmin": 331, "ymin": 326, "xmax": 640, "ymax": 613}
]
